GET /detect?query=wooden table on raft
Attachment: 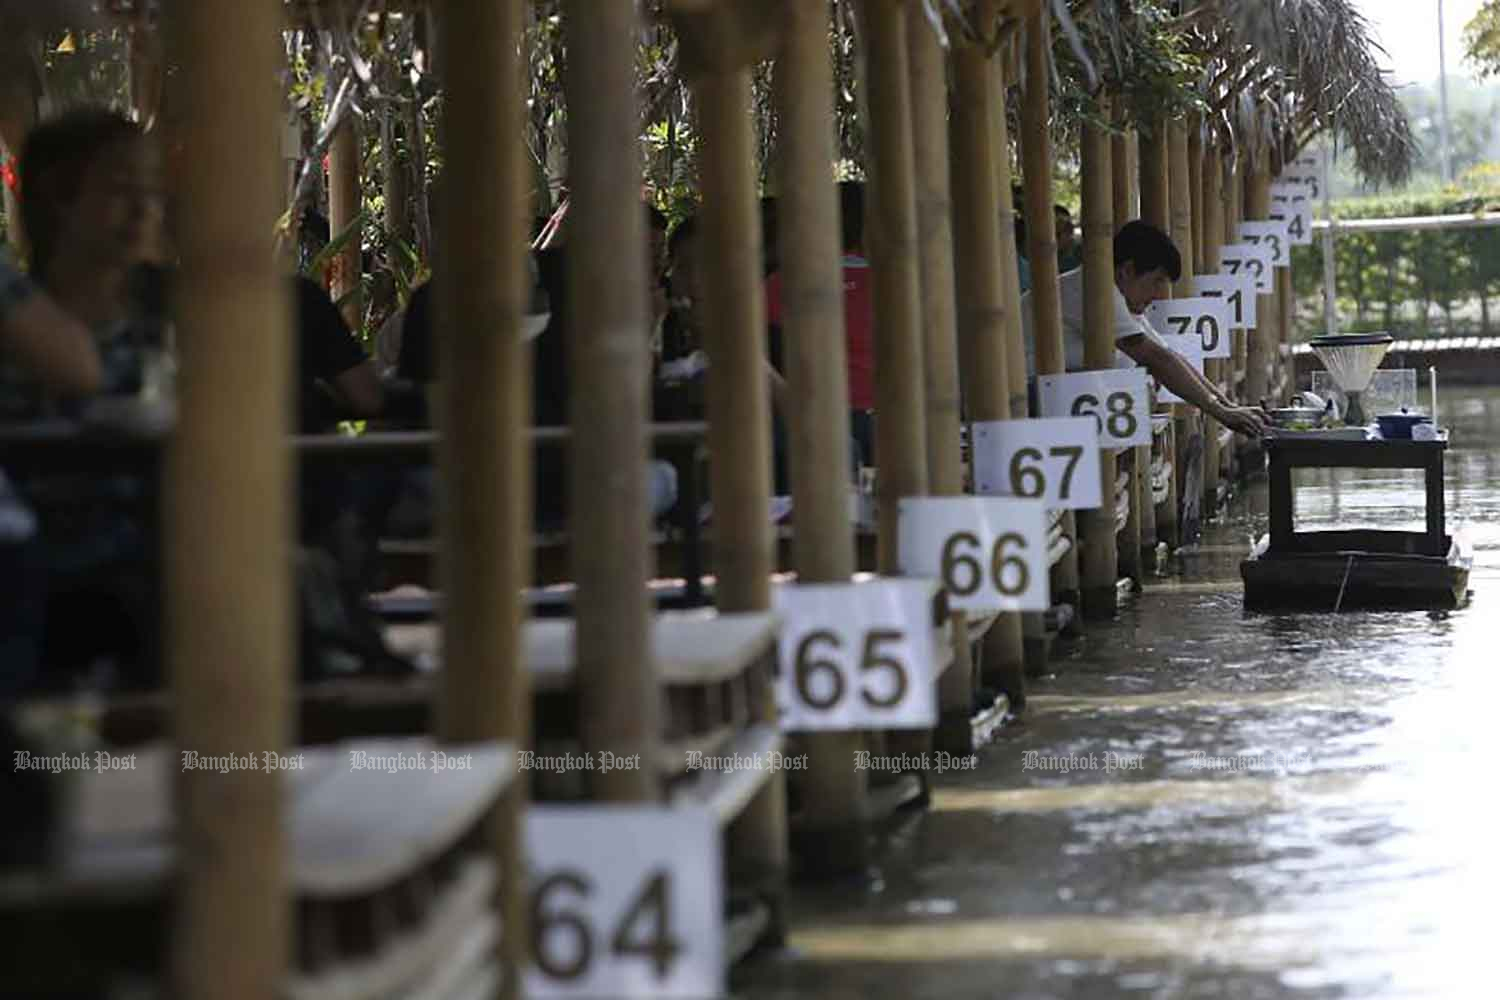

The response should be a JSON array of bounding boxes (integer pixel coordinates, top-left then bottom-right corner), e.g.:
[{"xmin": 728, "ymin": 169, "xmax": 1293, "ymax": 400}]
[{"xmin": 1242, "ymin": 433, "xmax": 1471, "ymax": 610}]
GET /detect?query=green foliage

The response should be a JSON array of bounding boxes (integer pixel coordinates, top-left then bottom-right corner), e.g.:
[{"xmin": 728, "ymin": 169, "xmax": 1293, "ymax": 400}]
[
  {"xmin": 1289, "ymin": 181, "xmax": 1500, "ymax": 340},
  {"xmin": 1465, "ymin": 2, "xmax": 1500, "ymax": 80}
]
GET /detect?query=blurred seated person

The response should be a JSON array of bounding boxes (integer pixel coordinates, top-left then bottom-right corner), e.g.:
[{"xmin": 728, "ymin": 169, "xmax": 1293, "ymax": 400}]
[
  {"xmin": 0, "ymin": 250, "xmax": 104, "ymax": 698},
  {"xmin": 294, "ymin": 274, "xmax": 384, "ymax": 433}
]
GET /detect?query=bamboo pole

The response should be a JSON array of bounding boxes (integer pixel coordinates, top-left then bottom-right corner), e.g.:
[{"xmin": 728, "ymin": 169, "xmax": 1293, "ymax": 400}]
[
  {"xmin": 1244, "ymin": 145, "xmax": 1271, "ymax": 408},
  {"xmin": 381, "ymin": 107, "xmax": 410, "ymax": 254},
  {"xmin": 696, "ymin": 69, "xmax": 774, "ymax": 612},
  {"xmin": 953, "ymin": 16, "xmax": 1025, "ymax": 707},
  {"xmin": 908, "ymin": 1, "xmax": 972, "ymax": 749},
  {"xmin": 775, "ymin": 0, "xmax": 864, "ymax": 874},
  {"xmin": 327, "ymin": 116, "xmax": 362, "ymax": 328},
  {"xmin": 1139, "ymin": 118, "xmax": 1175, "ymax": 548},
  {"xmin": 563, "ymin": 0, "xmax": 655, "ymax": 802},
  {"xmin": 168, "ymin": 1, "xmax": 288, "ymax": 996},
  {"xmin": 861, "ymin": 0, "xmax": 929, "ymax": 572},
  {"xmin": 1228, "ymin": 155, "xmax": 1246, "ymax": 414},
  {"xmin": 435, "ymin": 3, "xmax": 530, "ymax": 992},
  {"xmin": 1109, "ymin": 112, "xmax": 1143, "ymax": 585},
  {"xmin": 1138, "ymin": 124, "xmax": 1169, "ymax": 232},
  {"xmin": 1167, "ymin": 117, "xmax": 1199, "ymax": 545},
  {"xmin": 1278, "ymin": 264, "xmax": 1294, "ymax": 404},
  {"xmin": 1020, "ymin": 8, "xmax": 1079, "ymax": 600},
  {"xmin": 985, "ymin": 43, "xmax": 1029, "ymax": 700},
  {"xmin": 1188, "ymin": 122, "xmax": 1205, "ymax": 275},
  {"xmin": 1079, "ymin": 105, "xmax": 1117, "ymax": 619},
  {"xmin": 1201, "ymin": 142, "xmax": 1223, "ymax": 514}
]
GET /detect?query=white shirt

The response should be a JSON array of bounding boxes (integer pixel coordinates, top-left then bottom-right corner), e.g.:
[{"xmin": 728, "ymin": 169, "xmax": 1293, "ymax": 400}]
[{"xmin": 1021, "ymin": 267, "xmax": 1163, "ymax": 377}]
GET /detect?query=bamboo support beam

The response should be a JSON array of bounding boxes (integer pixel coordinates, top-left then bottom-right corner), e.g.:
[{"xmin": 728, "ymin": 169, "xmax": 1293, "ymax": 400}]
[
  {"xmin": 1201, "ymin": 145, "xmax": 1223, "ymax": 514},
  {"xmin": 1244, "ymin": 146, "xmax": 1272, "ymax": 408},
  {"xmin": 327, "ymin": 116, "xmax": 362, "ymax": 328},
  {"xmin": 436, "ymin": 3, "xmax": 530, "ymax": 992},
  {"xmin": 1079, "ymin": 106, "xmax": 1117, "ymax": 619},
  {"xmin": 861, "ymin": 0, "xmax": 929, "ymax": 573},
  {"xmin": 1278, "ymin": 265, "xmax": 1294, "ymax": 404},
  {"xmin": 956, "ymin": 17, "xmax": 1025, "ymax": 706},
  {"xmin": 1188, "ymin": 122, "xmax": 1205, "ymax": 275},
  {"xmin": 1112, "ymin": 127, "xmax": 1133, "ymax": 232},
  {"xmin": 774, "ymin": 0, "xmax": 863, "ymax": 874},
  {"xmin": 908, "ymin": 2, "xmax": 972, "ymax": 750},
  {"xmin": 1138, "ymin": 124, "xmax": 1169, "ymax": 232},
  {"xmin": 695, "ymin": 69, "xmax": 774, "ymax": 612},
  {"xmin": 1168, "ymin": 118, "xmax": 1198, "ymax": 545},
  {"xmin": 168, "ymin": 1, "xmax": 288, "ymax": 996},
  {"xmin": 1111, "ymin": 120, "xmax": 1145, "ymax": 581},
  {"xmin": 563, "ymin": 0, "xmax": 656, "ymax": 802},
  {"xmin": 1020, "ymin": 8, "xmax": 1079, "ymax": 600}
]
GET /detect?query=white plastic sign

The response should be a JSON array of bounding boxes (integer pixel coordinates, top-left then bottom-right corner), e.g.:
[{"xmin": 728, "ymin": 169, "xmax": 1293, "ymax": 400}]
[
  {"xmin": 1288, "ymin": 149, "xmax": 1325, "ymax": 174},
  {"xmin": 971, "ymin": 417, "xmax": 1103, "ymax": 510},
  {"xmin": 1190, "ymin": 274, "xmax": 1257, "ymax": 330},
  {"xmin": 526, "ymin": 806, "xmax": 724, "ymax": 999},
  {"xmin": 1155, "ymin": 333, "xmax": 1206, "ymax": 406},
  {"xmin": 1143, "ymin": 297, "xmax": 1232, "ymax": 360},
  {"xmin": 1218, "ymin": 242, "xmax": 1273, "ymax": 294},
  {"xmin": 1279, "ymin": 172, "xmax": 1322, "ymax": 202},
  {"xmin": 1037, "ymin": 368, "xmax": 1154, "ymax": 447},
  {"xmin": 1269, "ymin": 183, "xmax": 1313, "ymax": 245},
  {"xmin": 772, "ymin": 579, "xmax": 941, "ymax": 731},
  {"xmin": 897, "ymin": 497, "xmax": 1050, "ymax": 613},
  {"xmin": 1238, "ymin": 221, "xmax": 1291, "ymax": 268}
]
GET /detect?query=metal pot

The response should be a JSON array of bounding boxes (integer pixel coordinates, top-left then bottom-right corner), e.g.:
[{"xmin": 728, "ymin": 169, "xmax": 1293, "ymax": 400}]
[{"xmin": 1268, "ymin": 406, "xmax": 1325, "ymax": 430}]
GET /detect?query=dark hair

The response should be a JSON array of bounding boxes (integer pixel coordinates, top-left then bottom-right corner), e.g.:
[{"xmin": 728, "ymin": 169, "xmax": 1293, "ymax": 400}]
[
  {"xmin": 20, "ymin": 108, "xmax": 143, "ymax": 281},
  {"xmin": 838, "ymin": 181, "xmax": 864, "ymax": 253},
  {"xmin": 667, "ymin": 215, "xmax": 697, "ymax": 260},
  {"xmin": 1053, "ymin": 204, "xmax": 1071, "ymax": 218},
  {"xmin": 1113, "ymin": 220, "xmax": 1181, "ymax": 282},
  {"xmin": 646, "ymin": 204, "xmax": 668, "ymax": 233}
]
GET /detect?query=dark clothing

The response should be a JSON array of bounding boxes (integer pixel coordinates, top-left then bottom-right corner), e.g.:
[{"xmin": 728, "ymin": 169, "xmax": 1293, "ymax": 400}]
[
  {"xmin": 295, "ymin": 277, "xmax": 370, "ymax": 434},
  {"xmin": 396, "ymin": 248, "xmax": 572, "ymax": 525}
]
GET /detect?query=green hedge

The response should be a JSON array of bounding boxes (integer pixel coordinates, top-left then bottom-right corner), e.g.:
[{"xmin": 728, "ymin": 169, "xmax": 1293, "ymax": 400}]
[{"xmin": 1289, "ymin": 187, "xmax": 1500, "ymax": 340}]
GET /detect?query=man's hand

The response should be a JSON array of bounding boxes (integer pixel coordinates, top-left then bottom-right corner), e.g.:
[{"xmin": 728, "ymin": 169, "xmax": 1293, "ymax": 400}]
[{"xmin": 1216, "ymin": 404, "xmax": 1271, "ymax": 438}]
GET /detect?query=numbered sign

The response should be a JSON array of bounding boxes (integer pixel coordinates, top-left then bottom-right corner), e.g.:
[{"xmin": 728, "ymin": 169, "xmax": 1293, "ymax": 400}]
[
  {"xmin": 897, "ymin": 497, "xmax": 1049, "ymax": 613},
  {"xmin": 971, "ymin": 417, "xmax": 1103, "ymax": 510},
  {"xmin": 1155, "ymin": 333, "xmax": 1206, "ymax": 405},
  {"xmin": 772, "ymin": 578, "xmax": 941, "ymax": 731},
  {"xmin": 1218, "ymin": 242, "xmax": 1273, "ymax": 293},
  {"xmin": 1288, "ymin": 148, "xmax": 1326, "ymax": 174},
  {"xmin": 1143, "ymin": 297, "xmax": 1232, "ymax": 360},
  {"xmin": 1238, "ymin": 221, "xmax": 1291, "ymax": 268},
  {"xmin": 1036, "ymin": 368, "xmax": 1153, "ymax": 447},
  {"xmin": 526, "ymin": 806, "xmax": 723, "ymax": 999},
  {"xmin": 1190, "ymin": 274, "xmax": 1257, "ymax": 330},
  {"xmin": 1269, "ymin": 183, "xmax": 1313, "ymax": 245},
  {"xmin": 1279, "ymin": 172, "xmax": 1322, "ymax": 202}
]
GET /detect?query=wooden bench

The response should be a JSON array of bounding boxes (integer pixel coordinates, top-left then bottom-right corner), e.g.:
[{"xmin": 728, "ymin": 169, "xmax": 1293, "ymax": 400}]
[{"xmin": 0, "ymin": 739, "xmax": 514, "ymax": 999}]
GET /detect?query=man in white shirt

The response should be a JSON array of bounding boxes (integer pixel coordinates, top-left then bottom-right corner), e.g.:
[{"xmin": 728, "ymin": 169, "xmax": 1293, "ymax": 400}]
[{"xmin": 1022, "ymin": 220, "xmax": 1269, "ymax": 438}]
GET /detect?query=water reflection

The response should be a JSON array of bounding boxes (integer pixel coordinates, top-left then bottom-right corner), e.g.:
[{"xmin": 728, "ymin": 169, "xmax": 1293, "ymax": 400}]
[{"xmin": 738, "ymin": 387, "xmax": 1500, "ymax": 999}]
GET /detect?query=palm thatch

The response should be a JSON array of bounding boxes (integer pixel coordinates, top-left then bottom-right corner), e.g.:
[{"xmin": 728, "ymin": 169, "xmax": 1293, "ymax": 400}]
[{"xmin": 1191, "ymin": 0, "xmax": 1417, "ymax": 186}]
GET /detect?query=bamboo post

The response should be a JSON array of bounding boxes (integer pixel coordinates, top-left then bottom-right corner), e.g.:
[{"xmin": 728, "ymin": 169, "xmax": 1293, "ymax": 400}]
[
  {"xmin": 562, "ymin": 0, "xmax": 656, "ymax": 802},
  {"xmin": 985, "ymin": 44, "xmax": 1030, "ymax": 700},
  {"xmin": 436, "ymin": 3, "xmax": 530, "ymax": 993},
  {"xmin": 1167, "ymin": 117, "xmax": 1198, "ymax": 545},
  {"xmin": 1244, "ymin": 145, "xmax": 1271, "ymax": 408},
  {"xmin": 1113, "ymin": 124, "xmax": 1152, "ymax": 571},
  {"xmin": 1138, "ymin": 119, "xmax": 1174, "ymax": 548},
  {"xmin": 952, "ymin": 18, "xmax": 1025, "ymax": 706},
  {"xmin": 1188, "ymin": 123, "xmax": 1205, "ymax": 275},
  {"xmin": 168, "ymin": 1, "xmax": 288, "ymax": 996},
  {"xmin": 861, "ymin": 0, "xmax": 929, "ymax": 572},
  {"xmin": 1020, "ymin": 8, "xmax": 1080, "ymax": 600},
  {"xmin": 774, "ymin": 0, "xmax": 863, "ymax": 872},
  {"xmin": 1201, "ymin": 142, "xmax": 1223, "ymax": 514},
  {"xmin": 1278, "ymin": 264, "xmax": 1294, "ymax": 404},
  {"xmin": 1228, "ymin": 155, "xmax": 1247, "ymax": 414},
  {"xmin": 1079, "ymin": 105, "xmax": 1117, "ymax": 619},
  {"xmin": 908, "ymin": 2, "xmax": 973, "ymax": 749},
  {"xmin": 327, "ymin": 116, "xmax": 362, "ymax": 328},
  {"xmin": 381, "ymin": 106, "xmax": 410, "ymax": 255}
]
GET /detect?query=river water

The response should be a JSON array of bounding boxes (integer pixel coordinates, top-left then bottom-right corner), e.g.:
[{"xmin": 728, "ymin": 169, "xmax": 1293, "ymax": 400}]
[{"xmin": 738, "ymin": 387, "xmax": 1500, "ymax": 999}]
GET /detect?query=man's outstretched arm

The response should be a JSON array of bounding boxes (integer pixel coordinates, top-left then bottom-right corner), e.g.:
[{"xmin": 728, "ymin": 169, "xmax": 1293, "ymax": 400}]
[{"xmin": 1119, "ymin": 334, "xmax": 1269, "ymax": 438}]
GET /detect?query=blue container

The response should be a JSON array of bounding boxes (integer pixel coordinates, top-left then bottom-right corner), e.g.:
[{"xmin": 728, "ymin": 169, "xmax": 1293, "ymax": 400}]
[{"xmin": 1376, "ymin": 411, "xmax": 1432, "ymax": 439}]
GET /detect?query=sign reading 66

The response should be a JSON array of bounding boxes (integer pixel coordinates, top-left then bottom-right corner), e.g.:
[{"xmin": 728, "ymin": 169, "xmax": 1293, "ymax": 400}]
[
  {"xmin": 897, "ymin": 497, "xmax": 1049, "ymax": 612},
  {"xmin": 771, "ymin": 579, "xmax": 942, "ymax": 731},
  {"xmin": 971, "ymin": 417, "xmax": 1103, "ymax": 510},
  {"xmin": 1143, "ymin": 297, "xmax": 1233, "ymax": 360},
  {"xmin": 1036, "ymin": 368, "xmax": 1154, "ymax": 446}
]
